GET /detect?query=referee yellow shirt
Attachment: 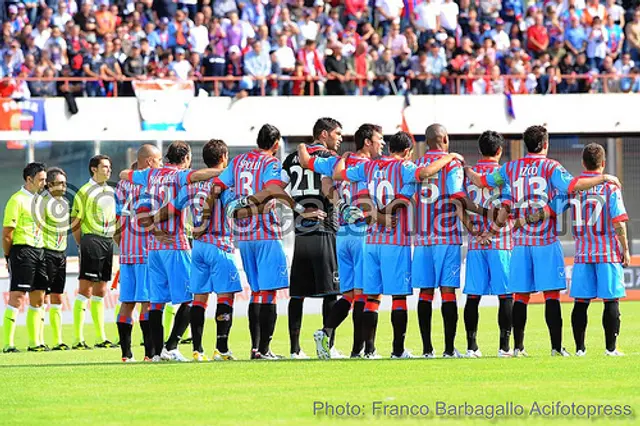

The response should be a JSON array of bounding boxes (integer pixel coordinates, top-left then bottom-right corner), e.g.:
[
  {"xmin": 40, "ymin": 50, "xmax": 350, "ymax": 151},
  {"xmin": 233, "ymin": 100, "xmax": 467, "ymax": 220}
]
[
  {"xmin": 2, "ymin": 187, "xmax": 44, "ymax": 249},
  {"xmin": 71, "ymin": 179, "xmax": 116, "ymax": 238},
  {"xmin": 42, "ymin": 191, "xmax": 69, "ymax": 252}
]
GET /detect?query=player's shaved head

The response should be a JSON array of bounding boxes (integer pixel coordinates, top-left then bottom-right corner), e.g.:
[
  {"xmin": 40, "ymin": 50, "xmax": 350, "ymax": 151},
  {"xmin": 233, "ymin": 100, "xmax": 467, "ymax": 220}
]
[
  {"xmin": 425, "ymin": 123, "xmax": 448, "ymax": 149},
  {"xmin": 137, "ymin": 144, "xmax": 161, "ymax": 163}
]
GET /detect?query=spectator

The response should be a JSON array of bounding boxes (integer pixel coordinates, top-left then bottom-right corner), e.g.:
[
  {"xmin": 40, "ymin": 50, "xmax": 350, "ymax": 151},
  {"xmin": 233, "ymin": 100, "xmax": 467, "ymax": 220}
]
[
  {"xmin": 52, "ymin": 2, "xmax": 73, "ymax": 29},
  {"xmin": 425, "ymin": 40, "xmax": 447, "ymax": 93},
  {"xmin": 30, "ymin": 68, "xmax": 57, "ymax": 97},
  {"xmin": 83, "ymin": 42, "xmax": 104, "ymax": 96},
  {"xmin": 256, "ymin": 25, "xmax": 272, "ymax": 54},
  {"xmin": 170, "ymin": 47, "xmax": 192, "ymax": 80},
  {"xmin": 565, "ymin": 15, "xmax": 587, "ymax": 55},
  {"xmin": 373, "ymin": 47, "xmax": 396, "ymax": 95},
  {"xmin": 574, "ymin": 52, "xmax": 592, "ymax": 92},
  {"xmin": 296, "ymin": 39, "xmax": 325, "ymax": 95},
  {"xmin": 480, "ymin": 0, "xmax": 501, "ymax": 23},
  {"xmin": 626, "ymin": 9, "xmax": 640, "ymax": 63},
  {"xmin": 605, "ymin": 14, "xmax": 624, "ymax": 60},
  {"xmin": 122, "ymin": 43, "xmax": 146, "ymax": 95},
  {"xmin": 488, "ymin": 64, "xmax": 505, "ymax": 93},
  {"xmin": 324, "ymin": 41, "xmax": 349, "ymax": 95},
  {"xmin": 394, "ymin": 46, "xmax": 413, "ymax": 90},
  {"xmin": 350, "ymin": 40, "xmax": 372, "ymax": 95},
  {"xmin": 345, "ymin": 0, "xmax": 367, "ymax": 23},
  {"xmin": 96, "ymin": 0, "xmax": 116, "ymax": 38},
  {"xmin": 73, "ymin": 1, "xmax": 93, "ymax": 33},
  {"xmin": 274, "ymin": 33, "xmax": 296, "ymax": 94},
  {"xmin": 606, "ymin": 0, "xmax": 625, "ymax": 26},
  {"xmin": 413, "ymin": 0, "xmax": 440, "ymax": 46},
  {"xmin": 491, "ymin": 18, "xmax": 510, "ymax": 52},
  {"xmin": 527, "ymin": 12, "xmax": 550, "ymax": 57},
  {"xmin": 169, "ymin": 9, "xmax": 190, "ymax": 49},
  {"xmin": 242, "ymin": 0, "xmax": 266, "ymax": 30},
  {"xmin": 33, "ymin": 19, "xmax": 52, "ymax": 49},
  {"xmin": 243, "ymin": 39, "xmax": 272, "ymax": 95},
  {"xmin": 584, "ymin": 0, "xmax": 607, "ymax": 26},
  {"xmin": 201, "ymin": 44, "xmax": 226, "ymax": 94},
  {"xmin": 189, "ymin": 12, "xmax": 209, "ymax": 54},
  {"xmin": 224, "ymin": 12, "xmax": 245, "ymax": 51},
  {"xmin": 439, "ymin": 0, "xmax": 459, "ymax": 37},
  {"xmin": 549, "ymin": 38, "xmax": 568, "ymax": 62},
  {"xmin": 586, "ymin": 16, "xmax": 608, "ymax": 70},
  {"xmin": 376, "ymin": 0, "xmax": 403, "ymax": 36},
  {"xmin": 23, "ymin": 35, "xmax": 41, "ymax": 62},
  {"xmin": 181, "ymin": 0, "xmax": 198, "ymax": 21},
  {"xmin": 148, "ymin": 17, "xmax": 170, "ymax": 51},
  {"xmin": 214, "ymin": 0, "xmax": 238, "ymax": 19},
  {"xmin": 223, "ymin": 45, "xmax": 247, "ymax": 97},
  {"xmin": 615, "ymin": 52, "xmax": 635, "ymax": 74},
  {"xmin": 298, "ymin": 9, "xmax": 320, "ymax": 46},
  {"xmin": 45, "ymin": 26, "xmax": 68, "ymax": 69},
  {"xmin": 101, "ymin": 40, "xmax": 123, "ymax": 95},
  {"xmin": 506, "ymin": 66, "xmax": 528, "ymax": 93},
  {"xmin": 383, "ymin": 22, "xmax": 408, "ymax": 57},
  {"xmin": 150, "ymin": 51, "xmax": 172, "ymax": 79}
]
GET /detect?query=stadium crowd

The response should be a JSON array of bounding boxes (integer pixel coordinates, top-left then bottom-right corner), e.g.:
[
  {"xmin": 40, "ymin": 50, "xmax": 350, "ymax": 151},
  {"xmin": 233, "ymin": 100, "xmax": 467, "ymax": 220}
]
[{"xmin": 1, "ymin": 0, "xmax": 640, "ymax": 97}]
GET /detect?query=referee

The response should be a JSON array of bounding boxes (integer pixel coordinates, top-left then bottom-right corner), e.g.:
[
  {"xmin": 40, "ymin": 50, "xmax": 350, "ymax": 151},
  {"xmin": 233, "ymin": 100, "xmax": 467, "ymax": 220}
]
[
  {"xmin": 2, "ymin": 162, "xmax": 48, "ymax": 353},
  {"xmin": 71, "ymin": 155, "xmax": 117, "ymax": 350}
]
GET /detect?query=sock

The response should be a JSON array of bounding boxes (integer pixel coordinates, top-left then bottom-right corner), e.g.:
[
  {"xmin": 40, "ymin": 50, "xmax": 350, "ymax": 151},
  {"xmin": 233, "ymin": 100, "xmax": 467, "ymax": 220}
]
[
  {"xmin": 166, "ymin": 303, "xmax": 191, "ymax": 351},
  {"xmin": 464, "ymin": 295, "xmax": 481, "ymax": 352},
  {"xmin": 149, "ymin": 304, "xmax": 165, "ymax": 357},
  {"xmin": 248, "ymin": 292, "xmax": 261, "ymax": 351},
  {"xmin": 139, "ymin": 311, "xmax": 154, "ymax": 358},
  {"xmin": 163, "ymin": 304, "xmax": 176, "ymax": 342},
  {"xmin": 512, "ymin": 293, "xmax": 529, "ymax": 351},
  {"xmin": 38, "ymin": 306, "xmax": 46, "ymax": 346},
  {"xmin": 441, "ymin": 292, "xmax": 458, "ymax": 355},
  {"xmin": 27, "ymin": 306, "xmax": 39, "ymax": 348},
  {"xmin": 351, "ymin": 295, "xmax": 366, "ymax": 355},
  {"xmin": 190, "ymin": 301, "xmax": 207, "ymax": 353},
  {"xmin": 216, "ymin": 297, "xmax": 234, "ymax": 353},
  {"xmin": 603, "ymin": 300, "xmax": 621, "ymax": 352},
  {"xmin": 288, "ymin": 297, "xmax": 304, "ymax": 355},
  {"xmin": 571, "ymin": 299, "xmax": 590, "ymax": 352},
  {"xmin": 50, "ymin": 304, "xmax": 63, "ymax": 346},
  {"xmin": 362, "ymin": 298, "xmax": 380, "ymax": 355},
  {"xmin": 73, "ymin": 295, "xmax": 88, "ymax": 343},
  {"xmin": 90, "ymin": 296, "xmax": 106, "ymax": 343},
  {"xmin": 417, "ymin": 293, "xmax": 434, "ymax": 355},
  {"xmin": 116, "ymin": 315, "xmax": 133, "ymax": 358},
  {"xmin": 258, "ymin": 291, "xmax": 277, "ymax": 355},
  {"xmin": 498, "ymin": 295, "xmax": 513, "ymax": 352},
  {"xmin": 391, "ymin": 298, "xmax": 408, "ymax": 356},
  {"xmin": 322, "ymin": 295, "xmax": 337, "ymax": 348},
  {"xmin": 3, "ymin": 306, "xmax": 18, "ymax": 348},
  {"xmin": 324, "ymin": 296, "xmax": 353, "ymax": 339},
  {"xmin": 544, "ymin": 291, "xmax": 563, "ymax": 351}
]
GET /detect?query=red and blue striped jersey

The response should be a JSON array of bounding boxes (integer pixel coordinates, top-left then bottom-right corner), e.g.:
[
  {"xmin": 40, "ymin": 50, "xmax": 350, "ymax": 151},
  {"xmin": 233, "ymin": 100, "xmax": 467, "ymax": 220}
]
[
  {"xmin": 115, "ymin": 179, "xmax": 148, "ymax": 264},
  {"xmin": 465, "ymin": 160, "xmax": 513, "ymax": 250},
  {"xmin": 482, "ymin": 154, "xmax": 577, "ymax": 246},
  {"xmin": 414, "ymin": 151, "xmax": 465, "ymax": 246},
  {"xmin": 133, "ymin": 166, "xmax": 193, "ymax": 251},
  {"xmin": 552, "ymin": 171, "xmax": 628, "ymax": 263},
  {"xmin": 214, "ymin": 149, "xmax": 285, "ymax": 241},
  {"xmin": 173, "ymin": 180, "xmax": 236, "ymax": 253},
  {"xmin": 345, "ymin": 156, "xmax": 420, "ymax": 246}
]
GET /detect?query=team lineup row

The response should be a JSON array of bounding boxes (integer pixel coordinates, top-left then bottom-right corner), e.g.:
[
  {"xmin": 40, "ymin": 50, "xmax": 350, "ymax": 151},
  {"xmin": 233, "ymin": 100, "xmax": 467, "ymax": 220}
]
[{"xmin": 1, "ymin": 119, "xmax": 629, "ymax": 362}]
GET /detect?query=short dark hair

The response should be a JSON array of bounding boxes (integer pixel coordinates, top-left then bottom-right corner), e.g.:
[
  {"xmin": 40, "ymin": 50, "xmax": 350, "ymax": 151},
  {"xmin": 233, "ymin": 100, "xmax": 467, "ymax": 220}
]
[
  {"xmin": 88, "ymin": 155, "xmax": 111, "ymax": 176},
  {"xmin": 388, "ymin": 131, "xmax": 413, "ymax": 154},
  {"xmin": 312, "ymin": 117, "xmax": 342, "ymax": 140},
  {"xmin": 165, "ymin": 141, "xmax": 191, "ymax": 165},
  {"xmin": 354, "ymin": 124, "xmax": 383, "ymax": 151},
  {"xmin": 202, "ymin": 139, "xmax": 228, "ymax": 168},
  {"xmin": 478, "ymin": 130, "xmax": 505, "ymax": 157},
  {"xmin": 46, "ymin": 167, "xmax": 67, "ymax": 184},
  {"xmin": 257, "ymin": 124, "xmax": 281, "ymax": 150},
  {"xmin": 523, "ymin": 125, "xmax": 548, "ymax": 153},
  {"xmin": 23, "ymin": 162, "xmax": 46, "ymax": 181},
  {"xmin": 583, "ymin": 143, "xmax": 605, "ymax": 171}
]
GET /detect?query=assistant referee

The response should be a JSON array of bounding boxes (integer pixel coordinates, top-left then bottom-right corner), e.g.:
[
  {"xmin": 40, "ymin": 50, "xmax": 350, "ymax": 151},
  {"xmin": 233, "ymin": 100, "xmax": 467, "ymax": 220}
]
[{"xmin": 71, "ymin": 155, "xmax": 117, "ymax": 349}]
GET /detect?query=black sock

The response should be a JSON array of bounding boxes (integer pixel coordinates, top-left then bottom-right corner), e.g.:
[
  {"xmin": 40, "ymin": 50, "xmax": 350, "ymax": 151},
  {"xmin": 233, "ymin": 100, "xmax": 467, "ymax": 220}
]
[
  {"xmin": 498, "ymin": 296, "xmax": 513, "ymax": 352},
  {"xmin": 512, "ymin": 300, "xmax": 528, "ymax": 351},
  {"xmin": 216, "ymin": 302, "xmax": 233, "ymax": 353},
  {"xmin": 117, "ymin": 321, "xmax": 133, "ymax": 358},
  {"xmin": 603, "ymin": 300, "xmax": 620, "ymax": 352},
  {"xmin": 441, "ymin": 295, "xmax": 458, "ymax": 355},
  {"xmin": 571, "ymin": 300, "xmax": 590, "ymax": 352},
  {"xmin": 362, "ymin": 299, "xmax": 380, "ymax": 355},
  {"xmin": 190, "ymin": 303, "xmax": 206, "ymax": 353},
  {"xmin": 417, "ymin": 297, "xmax": 434, "ymax": 355},
  {"xmin": 139, "ymin": 320, "xmax": 154, "ymax": 358},
  {"xmin": 248, "ymin": 301, "xmax": 261, "ymax": 351},
  {"xmin": 324, "ymin": 297, "xmax": 352, "ymax": 339},
  {"xmin": 544, "ymin": 297, "xmax": 563, "ymax": 351},
  {"xmin": 464, "ymin": 296, "xmax": 481, "ymax": 352},
  {"xmin": 391, "ymin": 298, "xmax": 408, "ymax": 356},
  {"xmin": 258, "ymin": 302, "xmax": 277, "ymax": 355},
  {"xmin": 148, "ymin": 309, "xmax": 164, "ymax": 357},
  {"xmin": 323, "ymin": 295, "xmax": 337, "ymax": 348},
  {"xmin": 351, "ymin": 298, "xmax": 365, "ymax": 356},
  {"xmin": 288, "ymin": 297, "xmax": 304, "ymax": 354},
  {"xmin": 166, "ymin": 303, "xmax": 191, "ymax": 351}
]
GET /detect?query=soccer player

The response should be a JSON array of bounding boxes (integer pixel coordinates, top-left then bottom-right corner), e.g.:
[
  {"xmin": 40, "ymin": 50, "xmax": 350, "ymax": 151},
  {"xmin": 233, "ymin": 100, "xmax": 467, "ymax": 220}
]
[
  {"xmin": 42, "ymin": 167, "xmax": 71, "ymax": 351},
  {"xmin": 114, "ymin": 145, "xmax": 162, "ymax": 362},
  {"xmin": 281, "ymin": 117, "xmax": 343, "ymax": 359},
  {"xmin": 552, "ymin": 144, "xmax": 629, "ymax": 356},
  {"xmin": 215, "ymin": 124, "xmax": 325, "ymax": 360},
  {"xmin": 2, "ymin": 162, "xmax": 48, "ymax": 353},
  {"xmin": 466, "ymin": 125, "xmax": 621, "ymax": 356},
  {"xmin": 462, "ymin": 131, "xmax": 514, "ymax": 358},
  {"xmin": 71, "ymin": 155, "xmax": 117, "ymax": 350}
]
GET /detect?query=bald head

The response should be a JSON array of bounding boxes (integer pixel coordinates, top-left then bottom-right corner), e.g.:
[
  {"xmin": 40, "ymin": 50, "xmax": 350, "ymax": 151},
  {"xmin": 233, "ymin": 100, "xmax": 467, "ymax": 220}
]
[
  {"xmin": 425, "ymin": 123, "xmax": 449, "ymax": 150},
  {"xmin": 137, "ymin": 144, "xmax": 162, "ymax": 170}
]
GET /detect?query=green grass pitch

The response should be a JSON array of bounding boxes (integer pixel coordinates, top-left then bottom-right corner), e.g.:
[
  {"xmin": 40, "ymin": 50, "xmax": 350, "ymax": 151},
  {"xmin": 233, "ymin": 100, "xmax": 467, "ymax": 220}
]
[{"xmin": 1, "ymin": 302, "xmax": 639, "ymax": 425}]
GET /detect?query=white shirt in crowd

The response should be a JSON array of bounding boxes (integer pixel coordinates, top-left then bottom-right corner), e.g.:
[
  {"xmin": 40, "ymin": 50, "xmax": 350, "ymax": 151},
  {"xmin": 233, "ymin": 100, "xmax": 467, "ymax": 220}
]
[
  {"xmin": 614, "ymin": 58, "xmax": 635, "ymax": 75},
  {"xmin": 52, "ymin": 12, "xmax": 73, "ymax": 29},
  {"xmin": 376, "ymin": 0, "xmax": 403, "ymax": 22},
  {"xmin": 275, "ymin": 45, "xmax": 296, "ymax": 70},
  {"xmin": 607, "ymin": 4, "xmax": 625, "ymax": 22},
  {"xmin": 587, "ymin": 27, "xmax": 609, "ymax": 59},
  {"xmin": 491, "ymin": 29, "xmax": 510, "ymax": 51},
  {"xmin": 414, "ymin": 0, "xmax": 440, "ymax": 31},
  {"xmin": 32, "ymin": 28, "xmax": 51, "ymax": 50},
  {"xmin": 439, "ymin": 0, "xmax": 459, "ymax": 31},
  {"xmin": 189, "ymin": 24, "xmax": 209, "ymax": 54},
  {"xmin": 170, "ymin": 59, "xmax": 193, "ymax": 80},
  {"xmin": 298, "ymin": 20, "xmax": 319, "ymax": 45}
]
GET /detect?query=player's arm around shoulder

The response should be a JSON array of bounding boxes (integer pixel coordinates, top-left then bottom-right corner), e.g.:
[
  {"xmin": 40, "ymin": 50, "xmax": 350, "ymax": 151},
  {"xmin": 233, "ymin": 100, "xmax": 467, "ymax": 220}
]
[{"xmin": 416, "ymin": 152, "xmax": 464, "ymax": 181}]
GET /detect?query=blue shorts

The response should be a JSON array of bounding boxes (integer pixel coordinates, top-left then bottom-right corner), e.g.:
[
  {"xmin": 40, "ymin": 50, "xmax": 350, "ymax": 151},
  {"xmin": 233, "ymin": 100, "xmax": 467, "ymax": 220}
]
[
  {"xmin": 148, "ymin": 250, "xmax": 193, "ymax": 305},
  {"xmin": 336, "ymin": 233, "xmax": 365, "ymax": 293},
  {"xmin": 118, "ymin": 263, "xmax": 149, "ymax": 303},
  {"xmin": 191, "ymin": 240, "xmax": 242, "ymax": 295},
  {"xmin": 238, "ymin": 240, "xmax": 288, "ymax": 292},
  {"xmin": 509, "ymin": 242, "xmax": 567, "ymax": 293},
  {"xmin": 464, "ymin": 249, "xmax": 511, "ymax": 296},
  {"xmin": 363, "ymin": 244, "xmax": 412, "ymax": 296},
  {"xmin": 412, "ymin": 245, "xmax": 461, "ymax": 289},
  {"xmin": 570, "ymin": 263, "xmax": 626, "ymax": 300}
]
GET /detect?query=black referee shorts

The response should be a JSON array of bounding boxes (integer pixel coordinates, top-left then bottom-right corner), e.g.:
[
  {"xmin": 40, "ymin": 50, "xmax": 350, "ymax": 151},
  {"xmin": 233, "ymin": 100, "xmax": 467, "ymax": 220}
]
[
  {"xmin": 289, "ymin": 233, "xmax": 340, "ymax": 298},
  {"xmin": 8, "ymin": 245, "xmax": 48, "ymax": 293},
  {"xmin": 79, "ymin": 234, "xmax": 114, "ymax": 283},
  {"xmin": 45, "ymin": 249, "xmax": 67, "ymax": 294}
]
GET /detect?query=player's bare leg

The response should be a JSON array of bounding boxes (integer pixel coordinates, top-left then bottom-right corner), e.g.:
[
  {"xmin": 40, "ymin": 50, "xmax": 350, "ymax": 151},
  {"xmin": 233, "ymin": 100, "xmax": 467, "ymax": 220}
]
[
  {"xmin": 190, "ymin": 293, "xmax": 210, "ymax": 361},
  {"xmin": 362, "ymin": 295, "xmax": 382, "ymax": 359},
  {"xmin": 417, "ymin": 289, "xmax": 435, "ymax": 357},
  {"xmin": 213, "ymin": 293, "xmax": 236, "ymax": 360},
  {"xmin": 512, "ymin": 293, "xmax": 530, "ymax": 357}
]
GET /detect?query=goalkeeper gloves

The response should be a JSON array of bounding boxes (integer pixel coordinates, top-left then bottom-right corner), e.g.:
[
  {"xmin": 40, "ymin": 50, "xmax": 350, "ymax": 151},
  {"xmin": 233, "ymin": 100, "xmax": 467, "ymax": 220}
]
[{"xmin": 336, "ymin": 200, "xmax": 365, "ymax": 224}]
